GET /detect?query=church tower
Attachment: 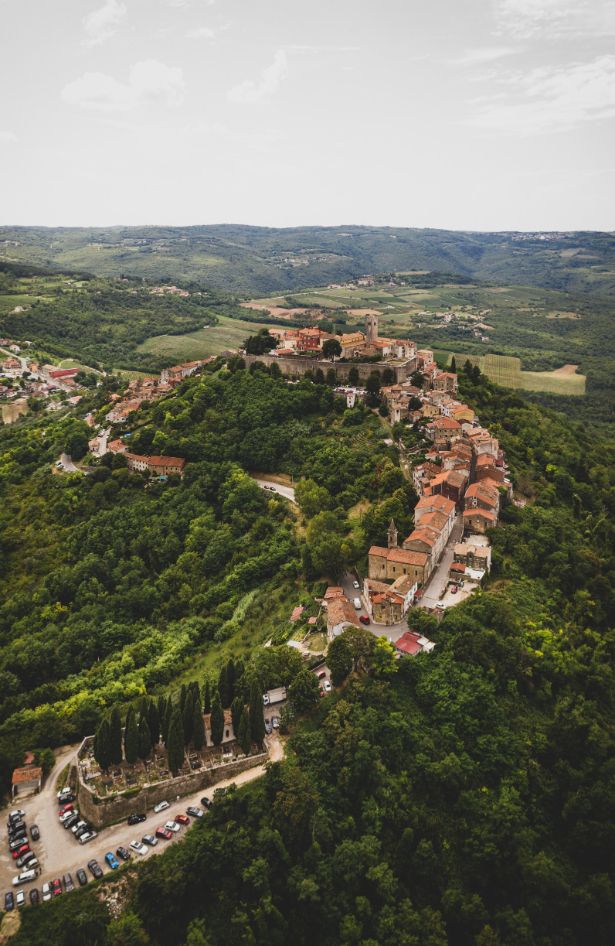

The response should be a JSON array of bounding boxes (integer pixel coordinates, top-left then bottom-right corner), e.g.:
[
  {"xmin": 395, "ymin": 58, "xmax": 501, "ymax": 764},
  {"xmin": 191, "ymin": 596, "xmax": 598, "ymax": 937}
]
[
  {"xmin": 387, "ymin": 518, "xmax": 398, "ymax": 548},
  {"xmin": 365, "ymin": 313, "xmax": 379, "ymax": 344}
]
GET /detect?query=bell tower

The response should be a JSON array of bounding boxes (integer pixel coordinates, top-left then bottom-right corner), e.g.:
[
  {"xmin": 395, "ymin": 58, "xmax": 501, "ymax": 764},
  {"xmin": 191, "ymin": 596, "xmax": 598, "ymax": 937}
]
[
  {"xmin": 387, "ymin": 518, "xmax": 398, "ymax": 548},
  {"xmin": 365, "ymin": 313, "xmax": 379, "ymax": 344}
]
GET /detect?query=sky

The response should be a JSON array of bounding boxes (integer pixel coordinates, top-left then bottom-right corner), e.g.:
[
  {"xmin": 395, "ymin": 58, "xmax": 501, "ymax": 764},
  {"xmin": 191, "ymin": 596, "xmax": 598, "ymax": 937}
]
[{"xmin": 1, "ymin": 0, "xmax": 614, "ymax": 230}]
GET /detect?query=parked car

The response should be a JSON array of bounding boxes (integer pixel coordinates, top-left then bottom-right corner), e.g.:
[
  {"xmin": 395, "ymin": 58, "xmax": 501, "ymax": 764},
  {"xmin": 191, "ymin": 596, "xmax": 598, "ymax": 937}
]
[
  {"xmin": 127, "ymin": 812, "xmax": 146, "ymax": 825},
  {"xmin": 155, "ymin": 827, "xmax": 173, "ymax": 841},
  {"xmin": 153, "ymin": 801, "xmax": 169, "ymax": 814},
  {"xmin": 63, "ymin": 814, "xmax": 79, "ymax": 829},
  {"xmin": 15, "ymin": 891, "xmax": 25, "ymax": 908},
  {"xmin": 76, "ymin": 869, "xmax": 88, "ymax": 886},
  {"xmin": 16, "ymin": 852, "xmax": 36, "ymax": 868},
  {"xmin": 87, "ymin": 860, "xmax": 103, "ymax": 879},
  {"xmin": 4, "ymin": 892, "xmax": 14, "ymax": 911},
  {"xmin": 79, "ymin": 831, "xmax": 97, "ymax": 845},
  {"xmin": 9, "ymin": 835, "xmax": 27, "ymax": 851},
  {"xmin": 317, "ymin": 670, "xmax": 327, "ymax": 679},
  {"xmin": 105, "ymin": 852, "xmax": 120, "ymax": 870},
  {"xmin": 41, "ymin": 883, "xmax": 51, "ymax": 902},
  {"xmin": 29, "ymin": 888, "xmax": 40, "ymax": 906},
  {"xmin": 200, "ymin": 796, "xmax": 212, "ymax": 808},
  {"xmin": 8, "ymin": 810, "xmax": 25, "ymax": 821},
  {"xmin": 359, "ymin": 614, "xmax": 370, "ymax": 625},
  {"xmin": 12, "ymin": 869, "xmax": 37, "ymax": 886},
  {"xmin": 57, "ymin": 790, "xmax": 75, "ymax": 803},
  {"xmin": 352, "ymin": 579, "xmax": 360, "ymax": 589},
  {"xmin": 272, "ymin": 717, "xmax": 280, "ymax": 729},
  {"xmin": 129, "ymin": 840, "xmax": 147, "ymax": 856},
  {"xmin": 30, "ymin": 824, "xmax": 40, "ymax": 841},
  {"xmin": 353, "ymin": 597, "xmax": 362, "ymax": 610},
  {"xmin": 265, "ymin": 719, "xmax": 272, "ymax": 734},
  {"xmin": 164, "ymin": 820, "xmax": 180, "ymax": 833},
  {"xmin": 174, "ymin": 813, "xmax": 190, "ymax": 826},
  {"xmin": 324, "ymin": 680, "xmax": 332, "ymax": 693},
  {"xmin": 51, "ymin": 879, "xmax": 62, "ymax": 896},
  {"xmin": 63, "ymin": 873, "xmax": 74, "ymax": 892},
  {"xmin": 8, "ymin": 820, "xmax": 26, "ymax": 836},
  {"xmin": 12, "ymin": 844, "xmax": 30, "ymax": 859},
  {"xmin": 450, "ymin": 585, "xmax": 458, "ymax": 595},
  {"xmin": 116, "ymin": 846, "xmax": 131, "ymax": 861},
  {"xmin": 142, "ymin": 834, "xmax": 158, "ymax": 846},
  {"xmin": 262, "ymin": 693, "xmax": 270, "ymax": 706},
  {"xmin": 186, "ymin": 806, "xmax": 203, "ymax": 818},
  {"xmin": 58, "ymin": 803, "xmax": 74, "ymax": 816}
]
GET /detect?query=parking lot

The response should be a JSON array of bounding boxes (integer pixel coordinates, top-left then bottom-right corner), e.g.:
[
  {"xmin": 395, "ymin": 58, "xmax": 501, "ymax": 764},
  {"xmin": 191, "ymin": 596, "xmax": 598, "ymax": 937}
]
[{"xmin": 1, "ymin": 735, "xmax": 282, "ymax": 907}]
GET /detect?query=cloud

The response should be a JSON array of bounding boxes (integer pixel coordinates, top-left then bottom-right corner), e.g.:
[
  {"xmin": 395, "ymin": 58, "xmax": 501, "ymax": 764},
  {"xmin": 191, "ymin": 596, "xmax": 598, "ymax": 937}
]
[
  {"xmin": 451, "ymin": 46, "xmax": 520, "ymax": 65},
  {"xmin": 228, "ymin": 50, "xmax": 288, "ymax": 104},
  {"xmin": 187, "ymin": 25, "xmax": 216, "ymax": 39},
  {"xmin": 493, "ymin": 0, "xmax": 615, "ymax": 38},
  {"xmin": 83, "ymin": 0, "xmax": 127, "ymax": 46},
  {"xmin": 0, "ymin": 131, "xmax": 18, "ymax": 143},
  {"xmin": 62, "ymin": 60, "xmax": 185, "ymax": 112},
  {"xmin": 467, "ymin": 54, "xmax": 615, "ymax": 133}
]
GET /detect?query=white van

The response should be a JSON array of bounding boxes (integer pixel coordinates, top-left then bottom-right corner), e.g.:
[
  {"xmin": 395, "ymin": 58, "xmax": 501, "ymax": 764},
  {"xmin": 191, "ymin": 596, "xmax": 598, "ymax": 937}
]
[{"xmin": 353, "ymin": 597, "xmax": 361, "ymax": 610}]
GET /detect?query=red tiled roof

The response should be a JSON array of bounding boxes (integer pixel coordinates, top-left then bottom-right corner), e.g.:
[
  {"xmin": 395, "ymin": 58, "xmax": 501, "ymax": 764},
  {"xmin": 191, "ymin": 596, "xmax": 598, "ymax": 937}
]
[
  {"xmin": 463, "ymin": 508, "xmax": 497, "ymax": 522},
  {"xmin": 12, "ymin": 766, "xmax": 42, "ymax": 785},
  {"xmin": 395, "ymin": 631, "xmax": 422, "ymax": 655}
]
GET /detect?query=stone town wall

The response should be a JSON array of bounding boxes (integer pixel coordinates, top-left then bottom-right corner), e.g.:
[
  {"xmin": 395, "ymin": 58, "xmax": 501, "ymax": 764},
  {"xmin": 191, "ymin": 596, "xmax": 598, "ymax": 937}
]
[
  {"xmin": 243, "ymin": 354, "xmax": 417, "ymax": 383},
  {"xmin": 76, "ymin": 744, "xmax": 268, "ymax": 829}
]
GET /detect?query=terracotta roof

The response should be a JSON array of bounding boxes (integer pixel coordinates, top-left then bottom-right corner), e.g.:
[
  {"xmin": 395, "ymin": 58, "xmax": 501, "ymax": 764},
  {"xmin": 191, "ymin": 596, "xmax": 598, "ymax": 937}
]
[
  {"xmin": 463, "ymin": 508, "xmax": 497, "ymax": 522},
  {"xmin": 430, "ymin": 416, "xmax": 461, "ymax": 430},
  {"xmin": 12, "ymin": 766, "xmax": 42, "ymax": 785},
  {"xmin": 387, "ymin": 548, "xmax": 428, "ymax": 567},
  {"xmin": 476, "ymin": 454, "xmax": 498, "ymax": 467},
  {"xmin": 405, "ymin": 528, "xmax": 438, "ymax": 548},
  {"xmin": 324, "ymin": 585, "xmax": 344, "ymax": 599},
  {"xmin": 368, "ymin": 546, "xmax": 389, "ymax": 558},
  {"xmin": 416, "ymin": 494, "xmax": 456, "ymax": 517},
  {"xmin": 326, "ymin": 596, "xmax": 361, "ymax": 629},
  {"xmin": 465, "ymin": 482, "xmax": 499, "ymax": 505},
  {"xmin": 450, "ymin": 562, "xmax": 466, "ymax": 572},
  {"xmin": 394, "ymin": 631, "xmax": 422, "ymax": 656}
]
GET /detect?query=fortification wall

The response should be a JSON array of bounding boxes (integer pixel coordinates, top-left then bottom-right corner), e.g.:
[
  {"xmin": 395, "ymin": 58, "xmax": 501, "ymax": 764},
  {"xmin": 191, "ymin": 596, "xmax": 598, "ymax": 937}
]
[{"xmin": 243, "ymin": 354, "xmax": 417, "ymax": 383}]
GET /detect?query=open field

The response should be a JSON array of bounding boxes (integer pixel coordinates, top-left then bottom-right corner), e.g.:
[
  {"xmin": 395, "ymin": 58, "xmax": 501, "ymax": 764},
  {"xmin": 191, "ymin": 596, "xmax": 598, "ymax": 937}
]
[
  {"xmin": 137, "ymin": 314, "xmax": 272, "ymax": 360},
  {"xmin": 441, "ymin": 352, "xmax": 586, "ymax": 396}
]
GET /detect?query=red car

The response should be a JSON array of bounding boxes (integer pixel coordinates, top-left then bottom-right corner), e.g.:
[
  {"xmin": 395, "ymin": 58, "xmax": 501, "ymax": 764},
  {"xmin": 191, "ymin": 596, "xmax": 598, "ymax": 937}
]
[
  {"xmin": 450, "ymin": 585, "xmax": 458, "ymax": 595},
  {"xmin": 359, "ymin": 615, "xmax": 370, "ymax": 625},
  {"xmin": 59, "ymin": 803, "xmax": 73, "ymax": 816},
  {"xmin": 51, "ymin": 879, "xmax": 63, "ymax": 897},
  {"xmin": 12, "ymin": 845, "xmax": 30, "ymax": 859},
  {"xmin": 174, "ymin": 814, "xmax": 190, "ymax": 826},
  {"xmin": 155, "ymin": 827, "xmax": 173, "ymax": 841}
]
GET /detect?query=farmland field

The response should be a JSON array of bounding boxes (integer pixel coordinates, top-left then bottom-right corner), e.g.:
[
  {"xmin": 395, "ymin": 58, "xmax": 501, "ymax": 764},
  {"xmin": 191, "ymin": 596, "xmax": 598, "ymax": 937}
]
[{"xmin": 137, "ymin": 314, "xmax": 272, "ymax": 360}]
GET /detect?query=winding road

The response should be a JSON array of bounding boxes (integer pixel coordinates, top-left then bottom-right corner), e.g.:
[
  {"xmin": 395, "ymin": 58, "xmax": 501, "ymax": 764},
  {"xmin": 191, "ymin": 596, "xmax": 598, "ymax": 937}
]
[{"xmin": 253, "ymin": 478, "xmax": 297, "ymax": 503}]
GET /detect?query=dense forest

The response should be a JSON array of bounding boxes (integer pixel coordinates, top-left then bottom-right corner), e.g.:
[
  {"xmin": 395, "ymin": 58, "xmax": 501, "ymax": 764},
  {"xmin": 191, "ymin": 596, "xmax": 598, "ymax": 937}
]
[{"xmin": 2, "ymin": 362, "xmax": 615, "ymax": 945}]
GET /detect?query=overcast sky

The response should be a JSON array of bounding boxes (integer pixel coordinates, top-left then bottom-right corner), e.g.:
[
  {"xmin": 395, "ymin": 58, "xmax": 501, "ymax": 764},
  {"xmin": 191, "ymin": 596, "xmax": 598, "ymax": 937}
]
[{"xmin": 1, "ymin": 0, "xmax": 614, "ymax": 230}]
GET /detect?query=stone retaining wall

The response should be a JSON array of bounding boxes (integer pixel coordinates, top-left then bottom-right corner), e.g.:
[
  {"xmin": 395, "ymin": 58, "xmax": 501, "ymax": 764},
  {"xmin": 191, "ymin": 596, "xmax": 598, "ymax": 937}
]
[
  {"xmin": 243, "ymin": 353, "xmax": 417, "ymax": 383},
  {"xmin": 76, "ymin": 749, "xmax": 268, "ymax": 829}
]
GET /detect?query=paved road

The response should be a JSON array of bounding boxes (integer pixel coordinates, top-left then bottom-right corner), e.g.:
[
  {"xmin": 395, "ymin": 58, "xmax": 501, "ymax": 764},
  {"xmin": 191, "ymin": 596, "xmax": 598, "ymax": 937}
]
[
  {"xmin": 254, "ymin": 479, "xmax": 296, "ymax": 503},
  {"xmin": 57, "ymin": 453, "xmax": 80, "ymax": 473},
  {"xmin": 1, "ymin": 736, "xmax": 283, "ymax": 900},
  {"xmin": 340, "ymin": 572, "xmax": 408, "ymax": 642},
  {"xmin": 418, "ymin": 514, "xmax": 464, "ymax": 609}
]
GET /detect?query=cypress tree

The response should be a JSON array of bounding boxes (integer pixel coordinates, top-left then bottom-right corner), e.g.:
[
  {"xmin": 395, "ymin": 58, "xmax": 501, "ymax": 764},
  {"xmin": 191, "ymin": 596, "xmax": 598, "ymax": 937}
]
[
  {"xmin": 450, "ymin": 355, "xmax": 457, "ymax": 373},
  {"xmin": 166, "ymin": 708, "xmax": 185, "ymax": 775},
  {"xmin": 249, "ymin": 680, "xmax": 266, "ymax": 745},
  {"xmin": 179, "ymin": 684, "xmax": 187, "ymax": 715},
  {"xmin": 230, "ymin": 696, "xmax": 243, "ymax": 737},
  {"xmin": 210, "ymin": 690, "xmax": 224, "ymax": 746},
  {"xmin": 94, "ymin": 718, "xmax": 112, "ymax": 771},
  {"xmin": 157, "ymin": 695, "xmax": 167, "ymax": 731},
  {"xmin": 161, "ymin": 700, "xmax": 171, "ymax": 744},
  {"xmin": 192, "ymin": 699, "xmax": 205, "ymax": 750},
  {"xmin": 183, "ymin": 690, "xmax": 194, "ymax": 747},
  {"xmin": 218, "ymin": 665, "xmax": 229, "ymax": 708},
  {"xmin": 226, "ymin": 658, "xmax": 236, "ymax": 704},
  {"xmin": 138, "ymin": 715, "xmax": 151, "ymax": 761},
  {"xmin": 190, "ymin": 680, "xmax": 201, "ymax": 708},
  {"xmin": 124, "ymin": 707, "xmax": 139, "ymax": 765},
  {"xmin": 203, "ymin": 680, "xmax": 211, "ymax": 715},
  {"xmin": 238, "ymin": 708, "xmax": 251, "ymax": 756},
  {"xmin": 148, "ymin": 700, "xmax": 160, "ymax": 747},
  {"xmin": 109, "ymin": 706, "xmax": 123, "ymax": 766}
]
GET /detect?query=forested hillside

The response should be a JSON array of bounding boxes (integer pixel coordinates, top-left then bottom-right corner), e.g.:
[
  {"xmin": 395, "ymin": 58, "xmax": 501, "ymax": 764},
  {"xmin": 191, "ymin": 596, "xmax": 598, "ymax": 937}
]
[
  {"xmin": 4, "ymin": 364, "xmax": 615, "ymax": 946},
  {"xmin": 2, "ymin": 225, "xmax": 615, "ymax": 296}
]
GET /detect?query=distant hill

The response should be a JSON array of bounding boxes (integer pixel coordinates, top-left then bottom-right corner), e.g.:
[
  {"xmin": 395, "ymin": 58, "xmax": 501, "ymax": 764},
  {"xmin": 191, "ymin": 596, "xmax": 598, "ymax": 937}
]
[{"xmin": 1, "ymin": 225, "xmax": 615, "ymax": 296}]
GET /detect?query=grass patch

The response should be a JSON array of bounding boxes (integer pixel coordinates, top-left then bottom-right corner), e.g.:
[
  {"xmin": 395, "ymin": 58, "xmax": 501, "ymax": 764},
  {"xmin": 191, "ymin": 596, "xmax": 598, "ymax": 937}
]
[{"xmin": 137, "ymin": 314, "xmax": 273, "ymax": 360}]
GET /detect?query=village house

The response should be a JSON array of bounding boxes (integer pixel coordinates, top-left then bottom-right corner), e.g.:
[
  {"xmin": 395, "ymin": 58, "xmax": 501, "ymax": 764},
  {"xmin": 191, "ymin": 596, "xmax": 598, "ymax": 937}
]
[
  {"xmin": 414, "ymin": 494, "xmax": 456, "ymax": 539},
  {"xmin": 161, "ymin": 360, "xmax": 209, "ymax": 384},
  {"xmin": 326, "ymin": 594, "xmax": 361, "ymax": 638},
  {"xmin": 432, "ymin": 371, "xmax": 458, "ymax": 394},
  {"xmin": 462, "ymin": 507, "xmax": 497, "ymax": 534},
  {"xmin": 426, "ymin": 416, "xmax": 462, "ymax": 446},
  {"xmin": 363, "ymin": 575, "xmax": 417, "ymax": 625},
  {"xmin": 394, "ymin": 630, "xmax": 436, "ymax": 657},
  {"xmin": 125, "ymin": 453, "xmax": 186, "ymax": 477},
  {"xmin": 427, "ymin": 468, "xmax": 469, "ymax": 505},
  {"xmin": 11, "ymin": 753, "xmax": 43, "ymax": 798},
  {"xmin": 464, "ymin": 481, "xmax": 500, "ymax": 516},
  {"xmin": 453, "ymin": 542, "xmax": 492, "ymax": 573}
]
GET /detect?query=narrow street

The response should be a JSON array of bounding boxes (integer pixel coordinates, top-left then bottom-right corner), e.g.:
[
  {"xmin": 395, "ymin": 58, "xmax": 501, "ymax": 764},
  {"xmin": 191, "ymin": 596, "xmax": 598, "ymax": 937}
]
[
  {"xmin": 253, "ymin": 478, "xmax": 296, "ymax": 503},
  {"xmin": 417, "ymin": 514, "xmax": 464, "ymax": 610}
]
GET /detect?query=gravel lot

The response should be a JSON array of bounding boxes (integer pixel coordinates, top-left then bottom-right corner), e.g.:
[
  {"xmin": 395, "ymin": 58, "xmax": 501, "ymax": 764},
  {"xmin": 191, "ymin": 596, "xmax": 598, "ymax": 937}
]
[{"xmin": 1, "ymin": 735, "xmax": 282, "ymax": 902}]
